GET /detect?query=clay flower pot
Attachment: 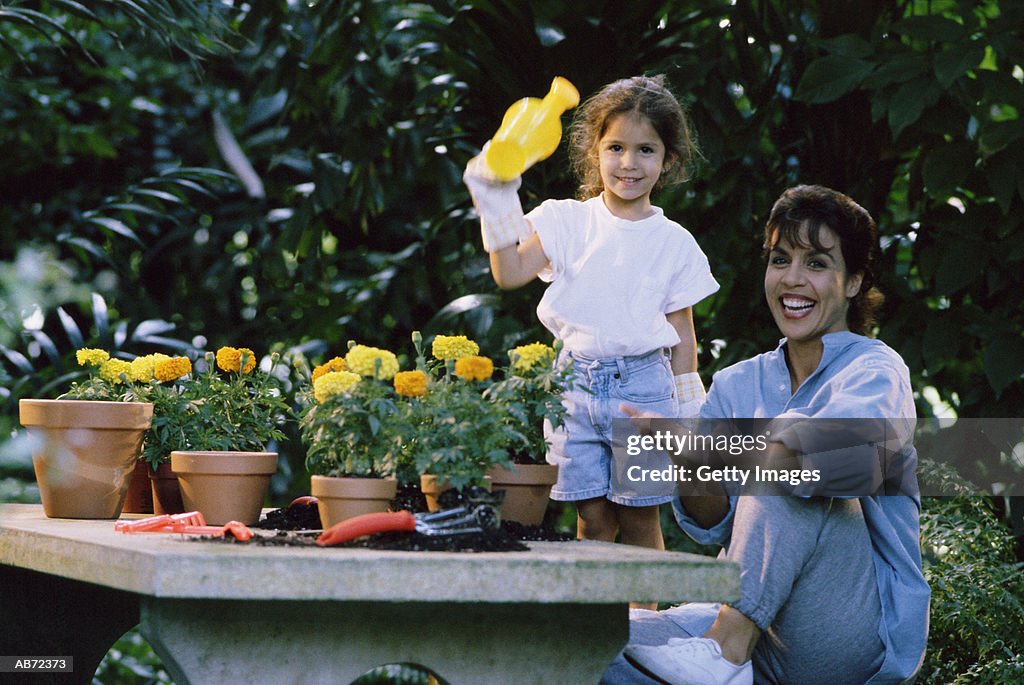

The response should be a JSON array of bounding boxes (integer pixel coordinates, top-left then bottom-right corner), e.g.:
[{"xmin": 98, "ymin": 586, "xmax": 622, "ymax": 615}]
[
  {"xmin": 121, "ymin": 460, "xmax": 155, "ymax": 514},
  {"xmin": 19, "ymin": 399, "xmax": 154, "ymax": 519},
  {"xmin": 149, "ymin": 462, "xmax": 185, "ymax": 515},
  {"xmin": 310, "ymin": 475, "xmax": 398, "ymax": 529},
  {"xmin": 170, "ymin": 450, "xmax": 278, "ymax": 525},
  {"xmin": 486, "ymin": 463, "xmax": 559, "ymax": 526}
]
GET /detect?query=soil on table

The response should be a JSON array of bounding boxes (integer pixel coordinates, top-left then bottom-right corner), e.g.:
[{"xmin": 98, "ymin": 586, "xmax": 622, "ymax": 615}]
[{"xmin": 225, "ymin": 484, "xmax": 573, "ymax": 552}]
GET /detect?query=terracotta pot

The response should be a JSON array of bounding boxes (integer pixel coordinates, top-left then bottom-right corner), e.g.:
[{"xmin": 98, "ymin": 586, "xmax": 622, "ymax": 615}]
[
  {"xmin": 310, "ymin": 475, "xmax": 398, "ymax": 529},
  {"xmin": 18, "ymin": 399, "xmax": 153, "ymax": 519},
  {"xmin": 170, "ymin": 451, "xmax": 278, "ymax": 525},
  {"xmin": 122, "ymin": 460, "xmax": 155, "ymax": 514},
  {"xmin": 486, "ymin": 463, "xmax": 559, "ymax": 526},
  {"xmin": 149, "ymin": 462, "xmax": 185, "ymax": 515},
  {"xmin": 419, "ymin": 473, "xmax": 492, "ymax": 513}
]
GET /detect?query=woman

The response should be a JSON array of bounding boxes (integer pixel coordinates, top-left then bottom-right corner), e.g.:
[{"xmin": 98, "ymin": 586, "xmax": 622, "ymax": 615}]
[{"xmin": 603, "ymin": 185, "xmax": 930, "ymax": 685}]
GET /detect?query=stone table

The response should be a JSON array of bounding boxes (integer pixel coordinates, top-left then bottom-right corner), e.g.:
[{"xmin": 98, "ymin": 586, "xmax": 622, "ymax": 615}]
[{"xmin": 0, "ymin": 503, "xmax": 738, "ymax": 684}]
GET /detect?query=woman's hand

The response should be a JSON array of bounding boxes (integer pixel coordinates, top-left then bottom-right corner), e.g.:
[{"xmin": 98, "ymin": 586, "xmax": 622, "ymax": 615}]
[
  {"xmin": 623, "ymin": 403, "xmax": 730, "ymax": 526},
  {"xmin": 621, "ymin": 403, "xmax": 660, "ymax": 434}
]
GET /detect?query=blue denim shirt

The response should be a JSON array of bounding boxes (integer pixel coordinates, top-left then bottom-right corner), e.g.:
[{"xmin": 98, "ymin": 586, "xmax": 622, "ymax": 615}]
[{"xmin": 673, "ymin": 331, "xmax": 930, "ymax": 684}]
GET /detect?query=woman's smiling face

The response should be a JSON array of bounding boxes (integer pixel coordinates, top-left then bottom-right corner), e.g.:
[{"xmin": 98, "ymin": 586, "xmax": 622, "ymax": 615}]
[{"xmin": 764, "ymin": 223, "xmax": 863, "ymax": 345}]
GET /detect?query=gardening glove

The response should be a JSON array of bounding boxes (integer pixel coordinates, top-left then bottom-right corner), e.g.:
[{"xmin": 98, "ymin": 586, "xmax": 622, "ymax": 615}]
[
  {"xmin": 463, "ymin": 146, "xmax": 533, "ymax": 253},
  {"xmin": 675, "ymin": 372, "xmax": 706, "ymax": 418}
]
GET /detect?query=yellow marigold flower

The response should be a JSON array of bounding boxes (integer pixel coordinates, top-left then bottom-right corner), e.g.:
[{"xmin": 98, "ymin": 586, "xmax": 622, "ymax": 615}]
[
  {"xmin": 510, "ymin": 342, "xmax": 555, "ymax": 372},
  {"xmin": 98, "ymin": 359, "xmax": 132, "ymax": 384},
  {"xmin": 128, "ymin": 353, "xmax": 171, "ymax": 382},
  {"xmin": 454, "ymin": 355, "xmax": 494, "ymax": 381},
  {"xmin": 154, "ymin": 356, "xmax": 192, "ymax": 382},
  {"xmin": 431, "ymin": 335, "xmax": 479, "ymax": 361},
  {"xmin": 76, "ymin": 348, "xmax": 109, "ymax": 367},
  {"xmin": 313, "ymin": 371, "xmax": 361, "ymax": 402},
  {"xmin": 216, "ymin": 346, "xmax": 257, "ymax": 374},
  {"xmin": 311, "ymin": 356, "xmax": 347, "ymax": 382},
  {"xmin": 345, "ymin": 345, "xmax": 399, "ymax": 380},
  {"xmin": 394, "ymin": 370, "xmax": 428, "ymax": 397}
]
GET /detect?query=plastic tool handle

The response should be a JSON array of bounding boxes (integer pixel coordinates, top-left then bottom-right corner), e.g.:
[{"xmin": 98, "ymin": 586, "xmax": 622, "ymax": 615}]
[
  {"xmin": 179, "ymin": 521, "xmax": 254, "ymax": 542},
  {"xmin": 114, "ymin": 511, "xmax": 206, "ymax": 533},
  {"xmin": 316, "ymin": 510, "xmax": 416, "ymax": 546}
]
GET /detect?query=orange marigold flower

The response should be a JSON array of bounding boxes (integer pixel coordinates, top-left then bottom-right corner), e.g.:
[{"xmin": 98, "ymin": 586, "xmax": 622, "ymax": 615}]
[
  {"xmin": 154, "ymin": 356, "xmax": 192, "ymax": 382},
  {"xmin": 129, "ymin": 353, "xmax": 171, "ymax": 382},
  {"xmin": 394, "ymin": 370, "xmax": 429, "ymax": 397},
  {"xmin": 454, "ymin": 355, "xmax": 494, "ymax": 381},
  {"xmin": 312, "ymin": 356, "xmax": 347, "ymax": 382},
  {"xmin": 216, "ymin": 346, "xmax": 257, "ymax": 374}
]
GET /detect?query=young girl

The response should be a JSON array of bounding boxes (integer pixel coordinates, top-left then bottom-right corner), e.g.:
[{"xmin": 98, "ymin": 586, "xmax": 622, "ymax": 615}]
[{"xmin": 463, "ymin": 75, "xmax": 719, "ymax": 549}]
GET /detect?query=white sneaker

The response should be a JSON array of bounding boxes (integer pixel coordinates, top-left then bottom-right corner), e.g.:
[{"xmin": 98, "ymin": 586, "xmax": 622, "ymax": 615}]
[{"xmin": 623, "ymin": 637, "xmax": 753, "ymax": 685}]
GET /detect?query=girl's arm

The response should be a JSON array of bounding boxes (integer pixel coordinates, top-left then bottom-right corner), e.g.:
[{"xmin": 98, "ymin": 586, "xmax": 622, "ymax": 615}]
[
  {"xmin": 463, "ymin": 153, "xmax": 535, "ymax": 254},
  {"xmin": 667, "ymin": 307, "xmax": 706, "ymax": 416},
  {"xmin": 666, "ymin": 307, "xmax": 698, "ymax": 375},
  {"xmin": 490, "ymin": 231, "xmax": 549, "ymax": 290}
]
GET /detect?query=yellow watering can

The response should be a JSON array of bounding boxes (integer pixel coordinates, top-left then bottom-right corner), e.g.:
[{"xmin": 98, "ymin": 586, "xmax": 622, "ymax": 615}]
[{"xmin": 485, "ymin": 76, "xmax": 580, "ymax": 181}]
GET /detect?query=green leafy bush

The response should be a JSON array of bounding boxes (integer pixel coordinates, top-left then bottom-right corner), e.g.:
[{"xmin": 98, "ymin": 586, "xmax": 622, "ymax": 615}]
[{"xmin": 919, "ymin": 496, "xmax": 1024, "ymax": 685}]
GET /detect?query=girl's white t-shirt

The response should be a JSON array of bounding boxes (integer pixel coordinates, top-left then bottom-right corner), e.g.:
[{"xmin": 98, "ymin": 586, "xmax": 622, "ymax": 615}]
[{"xmin": 527, "ymin": 194, "xmax": 719, "ymax": 358}]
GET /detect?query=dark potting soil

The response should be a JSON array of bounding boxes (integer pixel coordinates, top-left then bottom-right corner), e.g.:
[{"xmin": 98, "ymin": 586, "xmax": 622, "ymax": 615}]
[
  {"xmin": 253, "ymin": 499, "xmax": 322, "ymax": 531},
  {"xmin": 224, "ymin": 484, "xmax": 573, "ymax": 551},
  {"xmin": 227, "ymin": 526, "xmax": 531, "ymax": 552},
  {"xmin": 225, "ymin": 518, "xmax": 570, "ymax": 552}
]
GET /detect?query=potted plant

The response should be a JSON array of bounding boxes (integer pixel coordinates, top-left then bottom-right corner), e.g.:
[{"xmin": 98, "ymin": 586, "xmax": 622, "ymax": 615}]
[
  {"xmin": 120, "ymin": 351, "xmax": 194, "ymax": 514},
  {"xmin": 162, "ymin": 346, "xmax": 288, "ymax": 525},
  {"xmin": 296, "ymin": 345, "xmax": 404, "ymax": 528},
  {"xmin": 401, "ymin": 332, "xmax": 552, "ymax": 514},
  {"xmin": 297, "ymin": 332, "xmax": 571, "ymax": 524},
  {"xmin": 485, "ymin": 341, "xmax": 572, "ymax": 525},
  {"xmin": 18, "ymin": 349, "xmax": 156, "ymax": 519}
]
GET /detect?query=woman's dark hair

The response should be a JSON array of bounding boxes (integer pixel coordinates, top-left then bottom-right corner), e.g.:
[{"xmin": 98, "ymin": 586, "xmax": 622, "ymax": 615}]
[
  {"xmin": 763, "ymin": 185, "xmax": 885, "ymax": 335},
  {"xmin": 568, "ymin": 74, "xmax": 698, "ymax": 200}
]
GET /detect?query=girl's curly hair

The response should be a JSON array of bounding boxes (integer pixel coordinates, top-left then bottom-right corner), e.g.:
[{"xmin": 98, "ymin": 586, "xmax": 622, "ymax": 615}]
[{"xmin": 568, "ymin": 74, "xmax": 699, "ymax": 200}]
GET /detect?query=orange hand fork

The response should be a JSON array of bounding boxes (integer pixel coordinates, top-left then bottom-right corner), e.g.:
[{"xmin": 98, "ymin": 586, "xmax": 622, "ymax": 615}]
[{"xmin": 115, "ymin": 511, "xmax": 253, "ymax": 541}]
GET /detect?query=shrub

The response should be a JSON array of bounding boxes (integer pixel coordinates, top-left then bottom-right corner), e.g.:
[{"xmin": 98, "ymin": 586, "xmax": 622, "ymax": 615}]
[{"xmin": 919, "ymin": 496, "xmax": 1024, "ymax": 684}]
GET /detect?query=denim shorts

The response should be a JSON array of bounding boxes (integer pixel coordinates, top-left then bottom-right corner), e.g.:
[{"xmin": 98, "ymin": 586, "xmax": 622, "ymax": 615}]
[{"xmin": 545, "ymin": 348, "xmax": 678, "ymax": 506}]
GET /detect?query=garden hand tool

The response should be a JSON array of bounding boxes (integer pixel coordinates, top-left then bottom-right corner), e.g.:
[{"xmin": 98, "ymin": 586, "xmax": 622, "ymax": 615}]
[
  {"xmin": 115, "ymin": 511, "xmax": 254, "ymax": 541},
  {"xmin": 316, "ymin": 504, "xmax": 500, "ymax": 546}
]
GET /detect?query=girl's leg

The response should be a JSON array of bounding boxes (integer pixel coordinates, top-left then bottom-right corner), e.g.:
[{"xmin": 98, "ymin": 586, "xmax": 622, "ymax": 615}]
[
  {"xmin": 615, "ymin": 503, "xmax": 664, "ymax": 550},
  {"xmin": 616, "ymin": 504, "xmax": 666, "ymax": 610},
  {"xmin": 576, "ymin": 500, "xmax": 665, "ymax": 548},
  {"xmin": 577, "ymin": 496, "xmax": 618, "ymax": 541}
]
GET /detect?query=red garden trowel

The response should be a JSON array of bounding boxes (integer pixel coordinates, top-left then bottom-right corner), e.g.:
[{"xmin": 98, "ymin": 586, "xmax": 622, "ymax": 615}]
[{"xmin": 316, "ymin": 504, "xmax": 500, "ymax": 546}]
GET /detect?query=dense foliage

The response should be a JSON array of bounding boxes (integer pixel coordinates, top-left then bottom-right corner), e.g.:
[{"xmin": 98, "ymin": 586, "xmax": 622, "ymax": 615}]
[
  {"xmin": 920, "ymin": 496, "xmax": 1024, "ymax": 683},
  {"xmin": 3, "ymin": 0, "xmax": 1023, "ymax": 446},
  {"xmin": 2, "ymin": 2, "xmax": 1023, "ymax": 683}
]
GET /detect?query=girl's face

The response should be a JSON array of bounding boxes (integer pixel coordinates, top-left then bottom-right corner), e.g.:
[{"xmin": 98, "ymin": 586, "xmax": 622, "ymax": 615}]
[
  {"xmin": 764, "ymin": 224, "xmax": 863, "ymax": 346},
  {"xmin": 597, "ymin": 113, "xmax": 667, "ymax": 220}
]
